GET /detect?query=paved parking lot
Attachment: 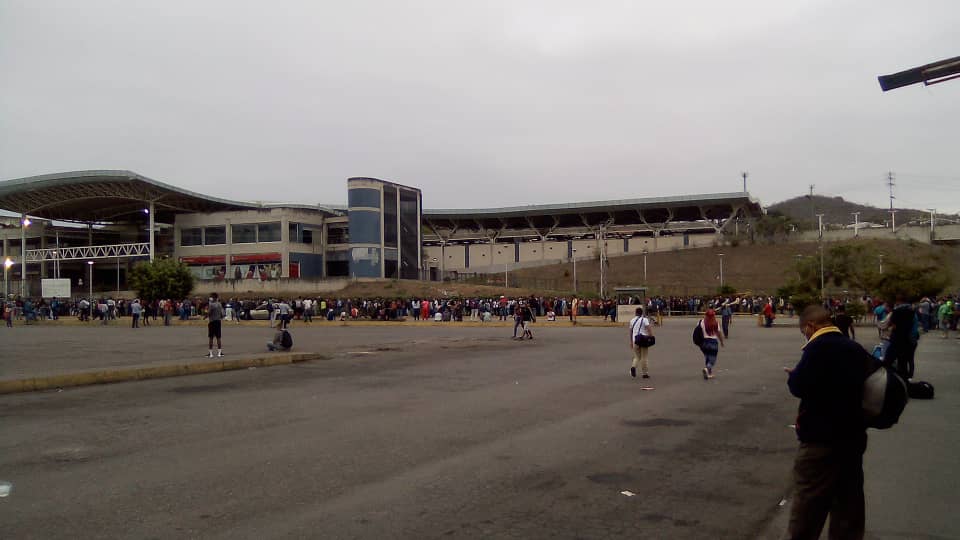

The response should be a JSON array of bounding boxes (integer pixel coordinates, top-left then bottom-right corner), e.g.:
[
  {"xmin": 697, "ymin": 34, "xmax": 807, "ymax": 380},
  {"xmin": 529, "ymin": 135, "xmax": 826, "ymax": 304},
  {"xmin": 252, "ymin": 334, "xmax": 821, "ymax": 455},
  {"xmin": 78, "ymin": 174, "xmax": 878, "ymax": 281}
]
[{"xmin": 0, "ymin": 320, "xmax": 956, "ymax": 539}]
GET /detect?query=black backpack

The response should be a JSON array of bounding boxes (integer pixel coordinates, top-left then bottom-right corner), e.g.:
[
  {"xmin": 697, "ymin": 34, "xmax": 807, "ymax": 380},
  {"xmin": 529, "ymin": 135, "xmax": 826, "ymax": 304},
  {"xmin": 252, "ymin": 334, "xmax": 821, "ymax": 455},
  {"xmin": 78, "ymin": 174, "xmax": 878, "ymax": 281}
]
[
  {"xmin": 280, "ymin": 330, "xmax": 293, "ymax": 349},
  {"xmin": 692, "ymin": 321, "xmax": 705, "ymax": 346}
]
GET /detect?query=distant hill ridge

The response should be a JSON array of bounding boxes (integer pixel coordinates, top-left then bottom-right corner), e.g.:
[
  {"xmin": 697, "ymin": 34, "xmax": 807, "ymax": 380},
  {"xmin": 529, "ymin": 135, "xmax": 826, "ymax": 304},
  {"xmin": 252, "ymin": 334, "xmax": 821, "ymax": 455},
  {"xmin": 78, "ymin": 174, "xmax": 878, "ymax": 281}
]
[{"xmin": 767, "ymin": 195, "xmax": 943, "ymax": 227}]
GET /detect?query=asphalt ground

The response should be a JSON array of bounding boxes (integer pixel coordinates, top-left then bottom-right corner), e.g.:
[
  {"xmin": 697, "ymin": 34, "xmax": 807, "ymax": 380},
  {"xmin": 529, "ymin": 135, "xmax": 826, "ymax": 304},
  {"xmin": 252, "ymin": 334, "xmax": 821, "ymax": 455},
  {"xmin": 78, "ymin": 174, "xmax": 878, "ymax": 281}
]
[{"xmin": 0, "ymin": 320, "xmax": 956, "ymax": 539}]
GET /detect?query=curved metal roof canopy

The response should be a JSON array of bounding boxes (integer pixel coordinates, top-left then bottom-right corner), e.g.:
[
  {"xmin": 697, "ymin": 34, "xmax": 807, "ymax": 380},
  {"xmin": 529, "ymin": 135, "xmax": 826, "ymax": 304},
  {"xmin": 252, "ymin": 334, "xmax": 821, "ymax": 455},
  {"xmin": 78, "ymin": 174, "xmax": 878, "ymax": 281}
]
[
  {"xmin": 0, "ymin": 170, "xmax": 260, "ymax": 223},
  {"xmin": 423, "ymin": 193, "xmax": 763, "ymax": 241}
]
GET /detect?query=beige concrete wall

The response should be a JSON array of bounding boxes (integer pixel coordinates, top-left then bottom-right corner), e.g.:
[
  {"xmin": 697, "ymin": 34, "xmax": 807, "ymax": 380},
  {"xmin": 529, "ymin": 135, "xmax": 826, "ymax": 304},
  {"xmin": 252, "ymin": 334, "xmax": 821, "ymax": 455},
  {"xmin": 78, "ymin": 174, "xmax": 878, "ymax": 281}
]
[
  {"xmin": 572, "ymin": 239, "xmax": 598, "ymax": 257},
  {"xmin": 197, "ymin": 277, "xmax": 351, "ymax": 296},
  {"xmin": 443, "ymin": 245, "xmax": 466, "ymax": 269},
  {"xmin": 468, "ymin": 243, "xmax": 493, "ymax": 268},
  {"xmin": 603, "ymin": 238, "xmax": 626, "ymax": 256},
  {"xmin": 796, "ymin": 225, "xmax": 937, "ymax": 244},
  {"xmin": 518, "ymin": 242, "xmax": 541, "ymax": 261},
  {"xmin": 491, "ymin": 245, "xmax": 513, "ymax": 266},
  {"xmin": 687, "ymin": 232, "xmax": 719, "ymax": 248}
]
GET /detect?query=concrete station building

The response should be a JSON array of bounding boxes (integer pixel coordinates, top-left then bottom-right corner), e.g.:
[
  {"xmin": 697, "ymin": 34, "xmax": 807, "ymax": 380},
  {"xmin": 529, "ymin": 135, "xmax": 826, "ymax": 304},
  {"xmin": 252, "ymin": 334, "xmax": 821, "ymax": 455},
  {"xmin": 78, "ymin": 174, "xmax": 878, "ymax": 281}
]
[{"xmin": 0, "ymin": 170, "xmax": 762, "ymax": 296}]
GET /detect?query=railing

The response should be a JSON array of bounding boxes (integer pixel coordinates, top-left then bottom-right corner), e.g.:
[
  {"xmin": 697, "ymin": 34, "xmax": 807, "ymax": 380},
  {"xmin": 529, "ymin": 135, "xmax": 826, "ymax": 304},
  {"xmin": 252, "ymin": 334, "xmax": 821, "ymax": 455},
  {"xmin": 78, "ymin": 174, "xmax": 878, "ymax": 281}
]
[{"xmin": 25, "ymin": 243, "xmax": 151, "ymax": 262}]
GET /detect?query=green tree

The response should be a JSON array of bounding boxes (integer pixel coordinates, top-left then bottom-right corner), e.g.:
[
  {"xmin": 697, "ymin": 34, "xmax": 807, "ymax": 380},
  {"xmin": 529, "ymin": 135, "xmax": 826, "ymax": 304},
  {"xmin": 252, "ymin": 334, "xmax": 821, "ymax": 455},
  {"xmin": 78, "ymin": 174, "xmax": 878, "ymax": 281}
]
[
  {"xmin": 717, "ymin": 284, "xmax": 737, "ymax": 296},
  {"xmin": 825, "ymin": 244, "xmax": 882, "ymax": 294},
  {"xmin": 128, "ymin": 258, "xmax": 195, "ymax": 301},
  {"xmin": 875, "ymin": 260, "xmax": 951, "ymax": 302},
  {"xmin": 778, "ymin": 242, "xmax": 951, "ymax": 304}
]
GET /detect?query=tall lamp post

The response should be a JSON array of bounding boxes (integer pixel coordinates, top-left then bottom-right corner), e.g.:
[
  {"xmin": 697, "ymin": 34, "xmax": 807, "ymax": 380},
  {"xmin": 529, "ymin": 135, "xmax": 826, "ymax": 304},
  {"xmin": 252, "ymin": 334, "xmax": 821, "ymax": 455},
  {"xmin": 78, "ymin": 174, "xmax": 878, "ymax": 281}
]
[
  {"xmin": 642, "ymin": 248, "xmax": 648, "ymax": 284},
  {"xmin": 20, "ymin": 216, "xmax": 30, "ymax": 298},
  {"xmin": 4, "ymin": 258, "xmax": 13, "ymax": 299},
  {"xmin": 87, "ymin": 261, "xmax": 94, "ymax": 306},
  {"xmin": 717, "ymin": 253, "xmax": 725, "ymax": 289},
  {"xmin": 816, "ymin": 214, "xmax": 825, "ymax": 300},
  {"xmin": 571, "ymin": 248, "xmax": 578, "ymax": 293}
]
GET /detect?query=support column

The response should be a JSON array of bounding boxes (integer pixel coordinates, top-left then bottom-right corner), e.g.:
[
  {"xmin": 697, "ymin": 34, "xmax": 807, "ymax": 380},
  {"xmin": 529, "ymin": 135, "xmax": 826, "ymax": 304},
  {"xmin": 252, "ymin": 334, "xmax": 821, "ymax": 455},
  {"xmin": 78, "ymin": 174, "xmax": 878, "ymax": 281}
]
[
  {"xmin": 280, "ymin": 217, "xmax": 290, "ymax": 278},
  {"xmin": 20, "ymin": 213, "xmax": 27, "ymax": 298},
  {"xmin": 148, "ymin": 201, "xmax": 155, "ymax": 261},
  {"xmin": 225, "ymin": 218, "xmax": 233, "ymax": 280}
]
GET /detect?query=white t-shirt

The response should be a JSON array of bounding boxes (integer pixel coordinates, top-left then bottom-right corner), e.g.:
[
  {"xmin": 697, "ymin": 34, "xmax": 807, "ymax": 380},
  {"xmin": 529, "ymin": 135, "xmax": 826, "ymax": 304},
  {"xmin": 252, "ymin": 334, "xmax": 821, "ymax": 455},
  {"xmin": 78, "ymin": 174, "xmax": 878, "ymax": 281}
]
[{"xmin": 630, "ymin": 316, "xmax": 650, "ymax": 340}]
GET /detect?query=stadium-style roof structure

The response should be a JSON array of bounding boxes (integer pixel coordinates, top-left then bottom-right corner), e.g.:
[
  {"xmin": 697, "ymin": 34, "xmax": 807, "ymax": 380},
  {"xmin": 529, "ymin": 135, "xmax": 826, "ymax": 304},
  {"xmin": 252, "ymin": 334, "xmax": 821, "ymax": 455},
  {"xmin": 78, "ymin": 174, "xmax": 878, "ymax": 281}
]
[
  {"xmin": 423, "ymin": 193, "xmax": 763, "ymax": 243},
  {"xmin": 0, "ymin": 171, "xmax": 762, "ymax": 244},
  {"xmin": 0, "ymin": 170, "xmax": 344, "ymax": 223}
]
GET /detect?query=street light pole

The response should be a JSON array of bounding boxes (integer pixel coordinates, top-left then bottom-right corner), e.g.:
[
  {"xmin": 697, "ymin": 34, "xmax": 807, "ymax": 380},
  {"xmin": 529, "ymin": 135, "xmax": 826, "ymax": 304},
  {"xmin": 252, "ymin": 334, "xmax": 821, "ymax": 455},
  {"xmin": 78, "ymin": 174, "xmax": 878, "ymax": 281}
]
[
  {"xmin": 4, "ymin": 258, "xmax": 12, "ymax": 299},
  {"xmin": 851, "ymin": 212, "xmax": 860, "ymax": 238},
  {"xmin": 88, "ymin": 261, "xmax": 94, "ymax": 308},
  {"xmin": 816, "ymin": 214, "xmax": 825, "ymax": 300},
  {"xmin": 20, "ymin": 215, "xmax": 29, "ymax": 298},
  {"xmin": 642, "ymin": 249, "xmax": 648, "ymax": 284},
  {"xmin": 928, "ymin": 208, "xmax": 936, "ymax": 238},
  {"xmin": 717, "ymin": 253, "xmax": 724, "ymax": 289}
]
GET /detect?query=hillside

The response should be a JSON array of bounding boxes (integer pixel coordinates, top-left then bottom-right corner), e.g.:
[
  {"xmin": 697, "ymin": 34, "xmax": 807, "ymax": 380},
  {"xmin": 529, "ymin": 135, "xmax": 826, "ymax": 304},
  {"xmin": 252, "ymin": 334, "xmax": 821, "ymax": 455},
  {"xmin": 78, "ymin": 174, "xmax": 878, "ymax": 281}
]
[
  {"xmin": 508, "ymin": 239, "xmax": 960, "ymax": 297},
  {"xmin": 767, "ymin": 195, "xmax": 940, "ymax": 227}
]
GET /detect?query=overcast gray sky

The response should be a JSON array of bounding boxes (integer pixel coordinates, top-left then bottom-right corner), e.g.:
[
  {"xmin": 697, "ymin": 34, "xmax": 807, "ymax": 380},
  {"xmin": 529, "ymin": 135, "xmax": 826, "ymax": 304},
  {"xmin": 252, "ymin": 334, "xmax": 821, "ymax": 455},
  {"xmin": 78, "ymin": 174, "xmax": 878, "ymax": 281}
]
[{"xmin": 2, "ymin": 1, "xmax": 958, "ymax": 214}]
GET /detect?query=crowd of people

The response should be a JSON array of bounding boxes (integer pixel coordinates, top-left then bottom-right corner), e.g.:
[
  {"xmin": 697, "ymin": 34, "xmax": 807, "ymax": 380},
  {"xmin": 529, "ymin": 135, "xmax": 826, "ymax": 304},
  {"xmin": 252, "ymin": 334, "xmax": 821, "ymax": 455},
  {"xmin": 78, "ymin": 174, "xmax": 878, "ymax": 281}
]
[{"xmin": 4, "ymin": 292, "xmax": 960, "ymax": 334}]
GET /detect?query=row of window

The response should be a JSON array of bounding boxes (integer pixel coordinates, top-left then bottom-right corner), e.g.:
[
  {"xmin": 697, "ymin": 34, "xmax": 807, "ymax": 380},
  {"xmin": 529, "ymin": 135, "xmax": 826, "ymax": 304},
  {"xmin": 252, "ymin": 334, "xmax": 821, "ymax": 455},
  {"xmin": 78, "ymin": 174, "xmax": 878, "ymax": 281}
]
[{"xmin": 180, "ymin": 222, "xmax": 315, "ymax": 247}]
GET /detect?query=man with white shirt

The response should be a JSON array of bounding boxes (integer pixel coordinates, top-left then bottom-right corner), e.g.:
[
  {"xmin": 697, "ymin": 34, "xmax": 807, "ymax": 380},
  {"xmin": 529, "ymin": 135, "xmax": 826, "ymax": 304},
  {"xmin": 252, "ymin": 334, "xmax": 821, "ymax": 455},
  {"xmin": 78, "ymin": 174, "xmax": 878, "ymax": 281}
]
[
  {"xmin": 303, "ymin": 297, "xmax": 314, "ymax": 323},
  {"xmin": 130, "ymin": 299, "xmax": 142, "ymax": 328}
]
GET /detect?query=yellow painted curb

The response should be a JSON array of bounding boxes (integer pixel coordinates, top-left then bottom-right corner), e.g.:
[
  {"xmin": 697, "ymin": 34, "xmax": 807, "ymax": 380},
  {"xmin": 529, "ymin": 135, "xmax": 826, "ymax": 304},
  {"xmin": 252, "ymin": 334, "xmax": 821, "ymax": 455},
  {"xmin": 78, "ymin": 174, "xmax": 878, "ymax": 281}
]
[{"xmin": 0, "ymin": 352, "xmax": 328, "ymax": 395}]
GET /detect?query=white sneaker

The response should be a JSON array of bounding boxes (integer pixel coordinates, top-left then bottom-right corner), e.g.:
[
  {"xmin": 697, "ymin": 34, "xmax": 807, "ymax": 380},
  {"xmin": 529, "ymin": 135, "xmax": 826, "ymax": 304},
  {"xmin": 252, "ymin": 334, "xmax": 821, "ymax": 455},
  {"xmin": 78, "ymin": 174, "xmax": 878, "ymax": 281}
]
[
  {"xmin": 217, "ymin": 352, "xmax": 224, "ymax": 357},
  {"xmin": 206, "ymin": 352, "xmax": 214, "ymax": 358}
]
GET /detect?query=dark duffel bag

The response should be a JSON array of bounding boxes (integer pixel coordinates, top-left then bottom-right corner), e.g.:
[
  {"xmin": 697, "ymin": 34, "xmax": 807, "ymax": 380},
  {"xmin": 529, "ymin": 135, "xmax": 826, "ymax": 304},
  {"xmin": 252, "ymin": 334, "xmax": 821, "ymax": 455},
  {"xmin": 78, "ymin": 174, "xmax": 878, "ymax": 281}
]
[{"xmin": 908, "ymin": 381, "xmax": 935, "ymax": 400}]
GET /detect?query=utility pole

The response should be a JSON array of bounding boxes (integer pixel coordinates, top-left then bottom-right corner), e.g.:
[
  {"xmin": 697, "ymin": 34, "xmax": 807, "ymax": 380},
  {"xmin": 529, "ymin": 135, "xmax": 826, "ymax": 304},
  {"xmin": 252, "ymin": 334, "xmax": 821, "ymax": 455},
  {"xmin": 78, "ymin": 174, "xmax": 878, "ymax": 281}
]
[
  {"xmin": 717, "ymin": 253, "xmax": 725, "ymax": 289},
  {"xmin": 928, "ymin": 208, "xmax": 936, "ymax": 238},
  {"xmin": 887, "ymin": 172, "xmax": 896, "ymax": 231},
  {"xmin": 741, "ymin": 171, "xmax": 748, "ymax": 192},
  {"xmin": 887, "ymin": 171, "xmax": 895, "ymax": 211},
  {"xmin": 816, "ymin": 214, "xmax": 825, "ymax": 300},
  {"xmin": 851, "ymin": 212, "xmax": 860, "ymax": 238},
  {"xmin": 808, "ymin": 184, "xmax": 816, "ymax": 231}
]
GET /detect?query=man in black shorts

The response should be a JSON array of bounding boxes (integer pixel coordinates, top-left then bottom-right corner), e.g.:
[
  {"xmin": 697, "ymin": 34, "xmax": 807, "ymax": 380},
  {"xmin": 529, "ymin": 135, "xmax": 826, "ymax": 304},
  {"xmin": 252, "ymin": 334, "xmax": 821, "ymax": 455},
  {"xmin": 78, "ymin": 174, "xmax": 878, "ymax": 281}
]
[{"xmin": 205, "ymin": 293, "xmax": 225, "ymax": 358}]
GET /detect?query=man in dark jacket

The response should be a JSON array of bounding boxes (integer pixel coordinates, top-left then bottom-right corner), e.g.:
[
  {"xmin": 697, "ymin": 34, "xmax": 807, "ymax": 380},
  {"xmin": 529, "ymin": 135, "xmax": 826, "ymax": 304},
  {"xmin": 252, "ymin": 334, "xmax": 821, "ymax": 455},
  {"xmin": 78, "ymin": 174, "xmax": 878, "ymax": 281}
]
[{"xmin": 784, "ymin": 305, "xmax": 872, "ymax": 540}]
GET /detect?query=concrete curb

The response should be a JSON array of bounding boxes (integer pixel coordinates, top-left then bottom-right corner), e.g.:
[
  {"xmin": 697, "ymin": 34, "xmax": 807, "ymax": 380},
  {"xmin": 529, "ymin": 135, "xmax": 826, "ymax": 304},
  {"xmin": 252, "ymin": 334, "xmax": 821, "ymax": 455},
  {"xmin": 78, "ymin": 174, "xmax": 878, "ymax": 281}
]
[{"xmin": 0, "ymin": 352, "xmax": 327, "ymax": 395}]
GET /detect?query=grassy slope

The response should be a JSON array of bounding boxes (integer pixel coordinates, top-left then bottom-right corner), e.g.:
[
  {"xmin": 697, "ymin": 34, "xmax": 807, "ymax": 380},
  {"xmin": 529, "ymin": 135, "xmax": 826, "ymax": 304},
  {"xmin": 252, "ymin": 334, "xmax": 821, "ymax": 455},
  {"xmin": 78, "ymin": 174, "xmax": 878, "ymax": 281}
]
[{"xmin": 510, "ymin": 239, "xmax": 960, "ymax": 297}]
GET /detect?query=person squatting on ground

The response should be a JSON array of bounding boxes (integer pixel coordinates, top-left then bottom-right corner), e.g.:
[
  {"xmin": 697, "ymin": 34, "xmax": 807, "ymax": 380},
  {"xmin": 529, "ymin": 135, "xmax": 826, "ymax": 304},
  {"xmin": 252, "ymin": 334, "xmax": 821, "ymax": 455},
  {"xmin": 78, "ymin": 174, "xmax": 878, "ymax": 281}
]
[
  {"xmin": 628, "ymin": 307, "xmax": 653, "ymax": 379},
  {"xmin": 205, "ymin": 293, "xmax": 225, "ymax": 358},
  {"xmin": 267, "ymin": 327, "xmax": 293, "ymax": 351},
  {"xmin": 699, "ymin": 309, "xmax": 725, "ymax": 379},
  {"xmin": 785, "ymin": 305, "xmax": 873, "ymax": 540}
]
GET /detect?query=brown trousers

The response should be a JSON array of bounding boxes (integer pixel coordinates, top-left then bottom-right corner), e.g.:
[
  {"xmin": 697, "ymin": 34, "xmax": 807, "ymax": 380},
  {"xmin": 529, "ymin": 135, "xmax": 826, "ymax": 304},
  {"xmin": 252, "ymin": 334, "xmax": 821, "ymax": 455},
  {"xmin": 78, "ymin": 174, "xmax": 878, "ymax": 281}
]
[{"xmin": 787, "ymin": 435, "xmax": 867, "ymax": 540}]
